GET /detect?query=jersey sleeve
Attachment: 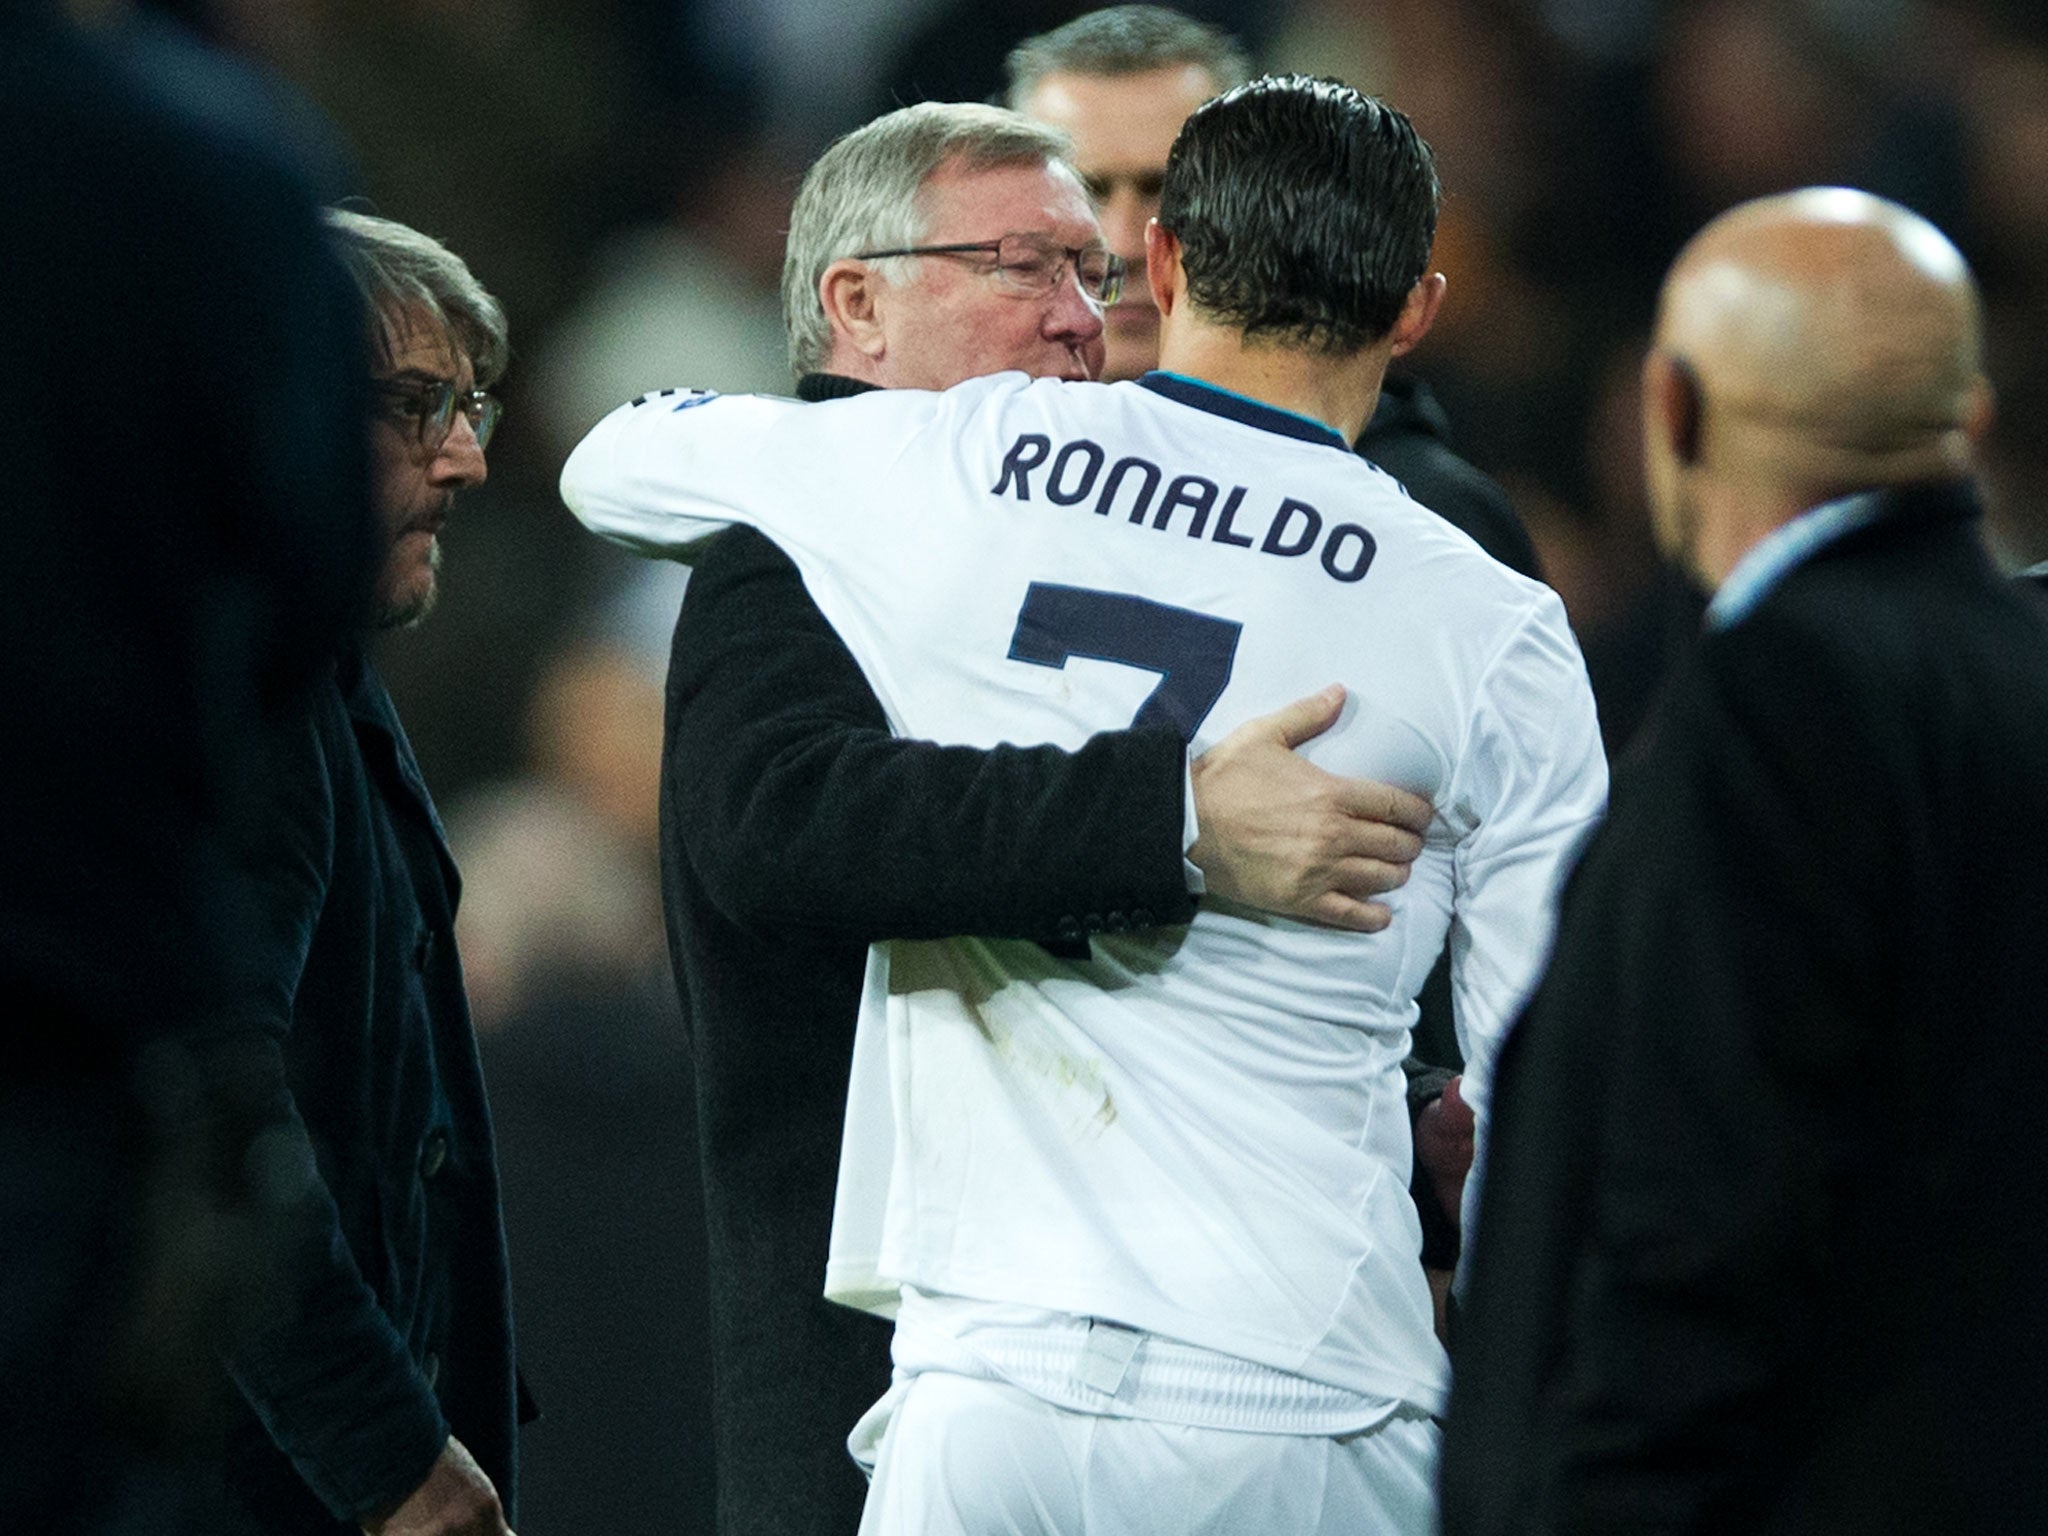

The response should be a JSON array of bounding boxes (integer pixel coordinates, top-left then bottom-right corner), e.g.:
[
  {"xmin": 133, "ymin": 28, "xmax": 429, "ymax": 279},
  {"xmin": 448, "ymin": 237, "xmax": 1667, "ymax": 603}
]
[
  {"xmin": 559, "ymin": 386, "xmax": 947, "ymax": 564},
  {"xmin": 1442, "ymin": 590, "xmax": 1610, "ymax": 1253},
  {"xmin": 560, "ymin": 390, "xmax": 797, "ymax": 558}
]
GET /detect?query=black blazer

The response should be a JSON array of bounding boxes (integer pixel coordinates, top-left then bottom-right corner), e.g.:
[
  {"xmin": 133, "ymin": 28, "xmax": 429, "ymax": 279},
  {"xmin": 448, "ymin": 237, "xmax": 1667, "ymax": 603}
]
[
  {"xmin": 218, "ymin": 652, "xmax": 520, "ymax": 1531},
  {"xmin": 1361, "ymin": 374, "xmax": 1542, "ymax": 582},
  {"xmin": 1440, "ymin": 480, "xmax": 2048, "ymax": 1535}
]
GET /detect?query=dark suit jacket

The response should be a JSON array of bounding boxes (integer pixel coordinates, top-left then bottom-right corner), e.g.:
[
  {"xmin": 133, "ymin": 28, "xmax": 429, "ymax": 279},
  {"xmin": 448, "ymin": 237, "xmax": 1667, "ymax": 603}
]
[
  {"xmin": 1440, "ymin": 480, "xmax": 2048, "ymax": 1535},
  {"xmin": 664, "ymin": 373, "xmax": 1200, "ymax": 1535},
  {"xmin": 216, "ymin": 651, "xmax": 520, "ymax": 1531},
  {"xmin": 1361, "ymin": 374, "xmax": 1542, "ymax": 583}
]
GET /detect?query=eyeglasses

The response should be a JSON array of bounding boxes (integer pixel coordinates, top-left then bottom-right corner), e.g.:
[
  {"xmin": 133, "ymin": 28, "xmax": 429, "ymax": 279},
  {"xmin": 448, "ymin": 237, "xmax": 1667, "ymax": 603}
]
[
  {"xmin": 851, "ymin": 232, "xmax": 1127, "ymax": 306},
  {"xmin": 371, "ymin": 376, "xmax": 503, "ymax": 452}
]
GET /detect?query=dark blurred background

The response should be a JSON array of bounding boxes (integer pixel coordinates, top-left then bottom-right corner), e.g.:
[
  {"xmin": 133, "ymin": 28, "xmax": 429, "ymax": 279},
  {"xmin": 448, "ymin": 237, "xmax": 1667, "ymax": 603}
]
[
  {"xmin": 106, "ymin": 0, "xmax": 2048, "ymax": 1528},
  {"xmin": 176, "ymin": 0, "xmax": 2048, "ymax": 815}
]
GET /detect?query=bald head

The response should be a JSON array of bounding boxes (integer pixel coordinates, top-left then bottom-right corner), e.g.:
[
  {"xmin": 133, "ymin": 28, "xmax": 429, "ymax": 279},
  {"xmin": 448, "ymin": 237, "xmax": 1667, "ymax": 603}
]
[{"xmin": 1643, "ymin": 188, "xmax": 1993, "ymax": 586}]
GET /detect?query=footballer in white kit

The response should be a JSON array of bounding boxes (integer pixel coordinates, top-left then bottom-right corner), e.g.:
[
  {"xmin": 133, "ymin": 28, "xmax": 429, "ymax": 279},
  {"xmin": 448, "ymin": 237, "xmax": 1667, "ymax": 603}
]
[{"xmin": 563, "ymin": 79, "xmax": 1607, "ymax": 1535}]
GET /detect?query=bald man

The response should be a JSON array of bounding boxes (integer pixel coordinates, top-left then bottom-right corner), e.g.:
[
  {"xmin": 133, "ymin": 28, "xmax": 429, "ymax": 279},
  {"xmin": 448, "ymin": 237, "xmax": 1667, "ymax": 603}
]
[{"xmin": 1438, "ymin": 188, "xmax": 2048, "ymax": 1536}]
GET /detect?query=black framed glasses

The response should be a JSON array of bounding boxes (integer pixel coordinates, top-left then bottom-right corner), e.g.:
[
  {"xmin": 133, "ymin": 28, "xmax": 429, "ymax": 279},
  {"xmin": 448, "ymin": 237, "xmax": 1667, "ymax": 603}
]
[
  {"xmin": 851, "ymin": 232, "xmax": 1127, "ymax": 306},
  {"xmin": 371, "ymin": 376, "xmax": 503, "ymax": 452}
]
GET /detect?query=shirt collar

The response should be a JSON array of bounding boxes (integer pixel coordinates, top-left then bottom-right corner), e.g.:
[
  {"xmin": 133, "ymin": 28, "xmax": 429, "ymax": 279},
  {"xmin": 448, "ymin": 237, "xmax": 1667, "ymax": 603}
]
[
  {"xmin": 797, "ymin": 372, "xmax": 879, "ymax": 402},
  {"xmin": 1137, "ymin": 371, "xmax": 1353, "ymax": 452},
  {"xmin": 1706, "ymin": 492, "xmax": 1889, "ymax": 631}
]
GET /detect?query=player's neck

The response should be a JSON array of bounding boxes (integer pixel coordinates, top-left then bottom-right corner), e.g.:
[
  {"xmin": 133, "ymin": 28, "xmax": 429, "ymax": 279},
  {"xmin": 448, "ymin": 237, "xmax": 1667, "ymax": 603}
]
[{"xmin": 1157, "ymin": 323, "xmax": 1387, "ymax": 444}]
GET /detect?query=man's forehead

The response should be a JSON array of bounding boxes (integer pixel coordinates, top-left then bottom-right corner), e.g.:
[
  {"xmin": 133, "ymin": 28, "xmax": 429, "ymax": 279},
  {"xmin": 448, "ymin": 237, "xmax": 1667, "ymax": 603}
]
[
  {"xmin": 920, "ymin": 157, "xmax": 1102, "ymax": 239},
  {"xmin": 376, "ymin": 303, "xmax": 471, "ymax": 381},
  {"xmin": 1022, "ymin": 63, "xmax": 1220, "ymax": 174}
]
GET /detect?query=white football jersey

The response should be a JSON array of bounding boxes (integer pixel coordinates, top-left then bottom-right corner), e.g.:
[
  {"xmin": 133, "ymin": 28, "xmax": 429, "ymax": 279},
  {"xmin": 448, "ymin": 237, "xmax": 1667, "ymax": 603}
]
[{"xmin": 563, "ymin": 370, "xmax": 1607, "ymax": 1412}]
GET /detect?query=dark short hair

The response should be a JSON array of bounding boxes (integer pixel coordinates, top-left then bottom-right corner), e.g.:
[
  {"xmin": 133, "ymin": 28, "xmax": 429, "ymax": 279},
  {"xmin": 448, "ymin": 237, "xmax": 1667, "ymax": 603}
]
[
  {"xmin": 1004, "ymin": 5, "xmax": 1251, "ymax": 106},
  {"xmin": 1158, "ymin": 75, "xmax": 1438, "ymax": 354}
]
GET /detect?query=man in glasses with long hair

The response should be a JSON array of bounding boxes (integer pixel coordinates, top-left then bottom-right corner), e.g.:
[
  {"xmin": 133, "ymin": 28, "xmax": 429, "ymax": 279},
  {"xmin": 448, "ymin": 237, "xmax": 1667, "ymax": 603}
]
[{"xmin": 209, "ymin": 209, "xmax": 525, "ymax": 1536}]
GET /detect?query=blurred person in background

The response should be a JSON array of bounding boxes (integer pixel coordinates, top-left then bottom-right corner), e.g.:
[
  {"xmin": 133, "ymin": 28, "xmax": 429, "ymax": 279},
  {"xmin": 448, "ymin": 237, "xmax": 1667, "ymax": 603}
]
[
  {"xmin": 1005, "ymin": 5, "xmax": 1241, "ymax": 384},
  {"xmin": 526, "ymin": 121, "xmax": 795, "ymax": 468},
  {"xmin": 452, "ymin": 644, "xmax": 670, "ymax": 1029},
  {"xmin": 1441, "ymin": 187, "xmax": 2048, "ymax": 1535},
  {"xmin": 204, "ymin": 209, "xmax": 527, "ymax": 1536},
  {"xmin": 1, "ymin": 0, "xmax": 376, "ymax": 1527},
  {"xmin": 612, "ymin": 98, "xmax": 1438, "ymax": 1536},
  {"xmin": 1963, "ymin": 25, "xmax": 2048, "ymax": 576},
  {"xmin": 447, "ymin": 639, "xmax": 716, "ymax": 1536}
]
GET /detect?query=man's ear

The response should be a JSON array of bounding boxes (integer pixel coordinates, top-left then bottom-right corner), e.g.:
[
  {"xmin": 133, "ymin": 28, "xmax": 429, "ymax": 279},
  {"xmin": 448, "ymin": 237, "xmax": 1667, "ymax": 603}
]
[
  {"xmin": 1145, "ymin": 220, "xmax": 1183, "ymax": 319},
  {"xmin": 1387, "ymin": 273, "xmax": 1446, "ymax": 359},
  {"xmin": 819, "ymin": 259, "xmax": 888, "ymax": 363},
  {"xmin": 1962, "ymin": 373, "xmax": 1996, "ymax": 447},
  {"xmin": 1645, "ymin": 349, "xmax": 1704, "ymax": 466}
]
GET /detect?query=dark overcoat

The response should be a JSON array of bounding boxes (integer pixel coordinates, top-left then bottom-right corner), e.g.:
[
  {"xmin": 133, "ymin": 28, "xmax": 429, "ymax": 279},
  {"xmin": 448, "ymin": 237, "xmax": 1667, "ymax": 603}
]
[
  {"xmin": 218, "ymin": 650, "xmax": 521, "ymax": 1531},
  {"xmin": 1441, "ymin": 480, "xmax": 2048, "ymax": 1535}
]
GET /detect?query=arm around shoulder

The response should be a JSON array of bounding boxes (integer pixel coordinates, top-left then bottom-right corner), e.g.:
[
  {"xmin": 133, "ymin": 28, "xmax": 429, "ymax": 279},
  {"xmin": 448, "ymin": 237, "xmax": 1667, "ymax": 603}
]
[{"xmin": 665, "ymin": 526, "xmax": 1196, "ymax": 944}]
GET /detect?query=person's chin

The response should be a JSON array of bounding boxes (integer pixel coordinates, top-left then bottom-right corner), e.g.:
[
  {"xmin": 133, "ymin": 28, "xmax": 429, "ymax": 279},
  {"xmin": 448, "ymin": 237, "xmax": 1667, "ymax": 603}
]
[
  {"xmin": 1106, "ymin": 301, "xmax": 1157, "ymax": 339},
  {"xmin": 1108, "ymin": 297, "xmax": 1154, "ymax": 326},
  {"xmin": 372, "ymin": 546, "xmax": 440, "ymax": 630},
  {"xmin": 374, "ymin": 580, "xmax": 438, "ymax": 631}
]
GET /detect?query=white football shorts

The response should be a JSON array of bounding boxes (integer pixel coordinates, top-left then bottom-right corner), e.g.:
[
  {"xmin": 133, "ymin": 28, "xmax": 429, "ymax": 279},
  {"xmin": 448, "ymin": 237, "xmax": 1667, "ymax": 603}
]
[{"xmin": 854, "ymin": 1370, "xmax": 1438, "ymax": 1535}]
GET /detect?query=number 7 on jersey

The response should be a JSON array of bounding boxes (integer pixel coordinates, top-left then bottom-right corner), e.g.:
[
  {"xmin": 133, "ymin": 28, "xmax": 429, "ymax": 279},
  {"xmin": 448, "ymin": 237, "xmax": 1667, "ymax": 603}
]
[{"xmin": 1006, "ymin": 582, "xmax": 1243, "ymax": 743}]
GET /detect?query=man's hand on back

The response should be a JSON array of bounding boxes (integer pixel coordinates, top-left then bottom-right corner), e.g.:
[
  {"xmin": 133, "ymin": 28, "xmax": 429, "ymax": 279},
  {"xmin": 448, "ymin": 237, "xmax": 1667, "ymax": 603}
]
[
  {"xmin": 361, "ymin": 1437, "xmax": 512, "ymax": 1536},
  {"xmin": 1189, "ymin": 684, "xmax": 1433, "ymax": 932}
]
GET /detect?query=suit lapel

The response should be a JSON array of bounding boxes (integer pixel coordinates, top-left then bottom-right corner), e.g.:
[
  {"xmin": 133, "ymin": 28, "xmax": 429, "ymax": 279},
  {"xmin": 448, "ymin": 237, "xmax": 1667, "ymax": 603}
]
[{"xmin": 340, "ymin": 648, "xmax": 462, "ymax": 903}]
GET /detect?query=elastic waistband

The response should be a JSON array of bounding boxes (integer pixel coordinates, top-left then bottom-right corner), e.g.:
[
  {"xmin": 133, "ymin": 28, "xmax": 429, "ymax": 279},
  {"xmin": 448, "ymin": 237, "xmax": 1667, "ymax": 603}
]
[{"xmin": 891, "ymin": 1290, "xmax": 1401, "ymax": 1437}]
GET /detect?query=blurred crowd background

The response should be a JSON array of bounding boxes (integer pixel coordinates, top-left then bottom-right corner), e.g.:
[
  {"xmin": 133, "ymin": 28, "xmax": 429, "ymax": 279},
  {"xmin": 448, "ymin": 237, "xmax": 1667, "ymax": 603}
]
[
  {"xmin": 160, "ymin": 0, "xmax": 2048, "ymax": 1528},
  {"xmin": 230, "ymin": 0, "xmax": 2048, "ymax": 814}
]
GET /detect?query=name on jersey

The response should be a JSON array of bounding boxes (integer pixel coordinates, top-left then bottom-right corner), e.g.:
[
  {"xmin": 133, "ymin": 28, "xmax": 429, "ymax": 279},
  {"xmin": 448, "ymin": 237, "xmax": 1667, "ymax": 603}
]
[{"xmin": 989, "ymin": 433, "xmax": 1377, "ymax": 584}]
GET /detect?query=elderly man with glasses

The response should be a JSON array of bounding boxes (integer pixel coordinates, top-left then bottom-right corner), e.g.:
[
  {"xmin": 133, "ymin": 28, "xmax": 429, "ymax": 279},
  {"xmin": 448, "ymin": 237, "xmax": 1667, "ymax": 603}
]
[
  {"xmin": 629, "ymin": 101, "xmax": 1435, "ymax": 1536},
  {"xmin": 204, "ymin": 208, "xmax": 525, "ymax": 1536},
  {"xmin": 783, "ymin": 106, "xmax": 1118, "ymax": 392}
]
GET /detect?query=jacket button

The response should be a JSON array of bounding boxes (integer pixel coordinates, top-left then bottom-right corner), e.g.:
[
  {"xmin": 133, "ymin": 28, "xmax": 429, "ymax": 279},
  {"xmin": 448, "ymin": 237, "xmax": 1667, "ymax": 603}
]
[
  {"xmin": 419, "ymin": 1133, "xmax": 449, "ymax": 1180},
  {"xmin": 412, "ymin": 929, "xmax": 435, "ymax": 970},
  {"xmin": 1130, "ymin": 907, "xmax": 1155, "ymax": 928},
  {"xmin": 422, "ymin": 1351, "xmax": 440, "ymax": 1388},
  {"xmin": 1083, "ymin": 912, "xmax": 1105, "ymax": 935},
  {"xmin": 1055, "ymin": 916, "xmax": 1083, "ymax": 943},
  {"xmin": 1105, "ymin": 910, "xmax": 1129, "ymax": 933}
]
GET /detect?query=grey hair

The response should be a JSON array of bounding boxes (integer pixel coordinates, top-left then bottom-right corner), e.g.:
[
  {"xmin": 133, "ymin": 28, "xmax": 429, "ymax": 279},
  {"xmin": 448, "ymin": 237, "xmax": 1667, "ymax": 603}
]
[
  {"xmin": 1004, "ymin": 5, "xmax": 1251, "ymax": 108},
  {"xmin": 322, "ymin": 208, "xmax": 509, "ymax": 386},
  {"xmin": 781, "ymin": 102, "xmax": 1077, "ymax": 378}
]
